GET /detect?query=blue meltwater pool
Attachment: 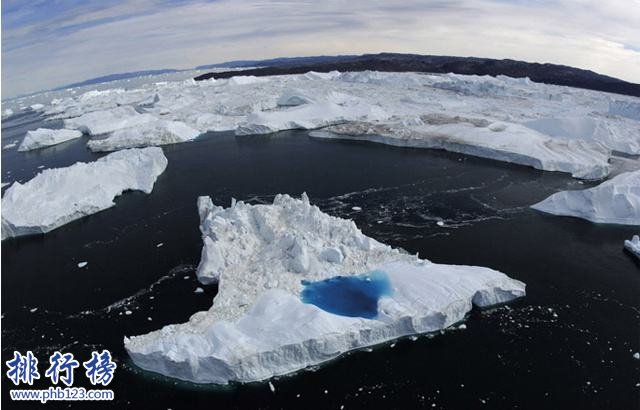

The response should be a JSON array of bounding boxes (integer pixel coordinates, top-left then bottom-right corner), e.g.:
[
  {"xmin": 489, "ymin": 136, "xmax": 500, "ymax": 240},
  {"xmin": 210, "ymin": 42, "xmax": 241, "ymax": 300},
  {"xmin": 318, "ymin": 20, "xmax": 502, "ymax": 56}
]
[{"xmin": 300, "ymin": 270, "xmax": 393, "ymax": 319}]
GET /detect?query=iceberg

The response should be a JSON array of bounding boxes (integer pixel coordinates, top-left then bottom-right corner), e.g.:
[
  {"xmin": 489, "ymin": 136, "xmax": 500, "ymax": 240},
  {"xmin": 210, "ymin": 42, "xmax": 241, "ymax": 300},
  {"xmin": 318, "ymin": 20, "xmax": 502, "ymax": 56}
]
[
  {"xmin": 87, "ymin": 119, "xmax": 200, "ymax": 152},
  {"xmin": 609, "ymin": 100, "xmax": 640, "ymax": 121},
  {"xmin": 1, "ymin": 147, "xmax": 167, "ymax": 240},
  {"xmin": 27, "ymin": 70, "xmax": 638, "ymax": 178},
  {"xmin": 236, "ymin": 101, "xmax": 389, "ymax": 136},
  {"xmin": 18, "ymin": 128, "xmax": 83, "ymax": 151},
  {"xmin": 531, "ymin": 170, "xmax": 640, "ymax": 225},
  {"xmin": 64, "ymin": 106, "xmax": 156, "ymax": 136},
  {"xmin": 311, "ymin": 117, "xmax": 611, "ymax": 179},
  {"xmin": 124, "ymin": 194, "xmax": 525, "ymax": 384},
  {"xmin": 624, "ymin": 235, "xmax": 640, "ymax": 258}
]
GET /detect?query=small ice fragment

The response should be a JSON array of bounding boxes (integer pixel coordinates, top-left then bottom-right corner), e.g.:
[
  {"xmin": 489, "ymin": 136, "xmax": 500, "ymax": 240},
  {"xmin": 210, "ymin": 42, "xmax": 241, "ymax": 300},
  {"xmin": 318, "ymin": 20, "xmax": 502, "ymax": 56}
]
[
  {"xmin": 268, "ymin": 381, "xmax": 275, "ymax": 393},
  {"xmin": 147, "ymin": 317, "xmax": 153, "ymax": 321},
  {"xmin": 77, "ymin": 261, "xmax": 88, "ymax": 268},
  {"xmin": 37, "ymin": 165, "xmax": 45, "ymax": 169},
  {"xmin": 352, "ymin": 206, "xmax": 362, "ymax": 211},
  {"xmin": 633, "ymin": 352, "xmax": 640, "ymax": 360},
  {"xmin": 29, "ymin": 308, "xmax": 38, "ymax": 313},
  {"xmin": 183, "ymin": 275, "xmax": 189, "ymax": 280},
  {"xmin": 125, "ymin": 310, "xmax": 132, "ymax": 315},
  {"xmin": 458, "ymin": 324, "xmax": 467, "ymax": 330},
  {"xmin": 156, "ymin": 243, "xmax": 164, "ymax": 248},
  {"xmin": 194, "ymin": 287, "xmax": 204, "ymax": 294},
  {"xmin": 436, "ymin": 221, "xmax": 445, "ymax": 227}
]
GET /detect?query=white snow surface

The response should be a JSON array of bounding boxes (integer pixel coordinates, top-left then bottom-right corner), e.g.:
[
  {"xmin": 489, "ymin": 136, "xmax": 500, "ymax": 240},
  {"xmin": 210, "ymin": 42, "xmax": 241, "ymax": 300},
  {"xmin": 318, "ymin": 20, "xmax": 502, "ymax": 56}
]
[
  {"xmin": 124, "ymin": 194, "xmax": 525, "ymax": 384},
  {"xmin": 87, "ymin": 119, "xmax": 200, "ymax": 152},
  {"xmin": 1, "ymin": 147, "xmax": 167, "ymax": 239},
  {"xmin": 624, "ymin": 235, "xmax": 640, "ymax": 258},
  {"xmin": 531, "ymin": 170, "xmax": 640, "ymax": 225},
  {"xmin": 29, "ymin": 71, "xmax": 639, "ymax": 178},
  {"xmin": 64, "ymin": 106, "xmax": 156, "ymax": 136},
  {"xmin": 19, "ymin": 128, "xmax": 83, "ymax": 151}
]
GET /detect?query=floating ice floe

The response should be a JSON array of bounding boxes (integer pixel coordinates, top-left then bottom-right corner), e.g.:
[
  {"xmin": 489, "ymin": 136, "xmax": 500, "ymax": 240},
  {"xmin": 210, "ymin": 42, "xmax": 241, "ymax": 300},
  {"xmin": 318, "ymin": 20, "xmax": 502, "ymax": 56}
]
[
  {"xmin": 236, "ymin": 101, "xmax": 389, "ymax": 135},
  {"xmin": 64, "ymin": 106, "xmax": 156, "ymax": 136},
  {"xmin": 124, "ymin": 194, "xmax": 525, "ymax": 384},
  {"xmin": 531, "ymin": 170, "xmax": 640, "ymax": 225},
  {"xmin": 1, "ymin": 147, "xmax": 167, "ymax": 240},
  {"xmin": 87, "ymin": 119, "xmax": 200, "ymax": 151},
  {"xmin": 2, "ymin": 142, "xmax": 18, "ymax": 150},
  {"xmin": 624, "ymin": 235, "xmax": 640, "ymax": 258},
  {"xmin": 28, "ymin": 70, "xmax": 639, "ymax": 178},
  {"xmin": 18, "ymin": 128, "xmax": 83, "ymax": 151},
  {"xmin": 311, "ymin": 116, "xmax": 611, "ymax": 179}
]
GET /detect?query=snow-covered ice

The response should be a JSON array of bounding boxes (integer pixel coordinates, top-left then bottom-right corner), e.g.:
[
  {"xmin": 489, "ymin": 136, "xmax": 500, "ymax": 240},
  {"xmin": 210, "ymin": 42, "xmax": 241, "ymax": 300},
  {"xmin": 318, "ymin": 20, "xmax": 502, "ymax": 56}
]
[
  {"xmin": 624, "ymin": 235, "xmax": 640, "ymax": 258},
  {"xmin": 20, "ymin": 70, "xmax": 636, "ymax": 178},
  {"xmin": 19, "ymin": 128, "xmax": 83, "ymax": 151},
  {"xmin": 1, "ymin": 147, "xmax": 167, "ymax": 239},
  {"xmin": 531, "ymin": 170, "xmax": 640, "ymax": 225},
  {"xmin": 236, "ymin": 100, "xmax": 389, "ymax": 136},
  {"xmin": 87, "ymin": 119, "xmax": 200, "ymax": 151},
  {"xmin": 311, "ymin": 118, "xmax": 611, "ymax": 179},
  {"xmin": 124, "ymin": 194, "xmax": 525, "ymax": 384},
  {"xmin": 64, "ymin": 106, "xmax": 156, "ymax": 136}
]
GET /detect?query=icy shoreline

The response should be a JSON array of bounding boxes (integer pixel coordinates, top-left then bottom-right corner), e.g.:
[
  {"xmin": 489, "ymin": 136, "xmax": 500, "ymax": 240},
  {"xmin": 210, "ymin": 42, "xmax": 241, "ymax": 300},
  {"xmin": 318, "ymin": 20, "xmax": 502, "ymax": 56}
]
[{"xmin": 125, "ymin": 194, "xmax": 525, "ymax": 384}]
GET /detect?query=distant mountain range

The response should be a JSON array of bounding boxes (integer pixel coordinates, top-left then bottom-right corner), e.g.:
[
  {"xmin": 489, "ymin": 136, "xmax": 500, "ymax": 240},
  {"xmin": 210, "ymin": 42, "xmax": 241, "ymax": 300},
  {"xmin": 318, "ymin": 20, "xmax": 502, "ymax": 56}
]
[
  {"xmin": 59, "ymin": 53, "xmax": 640, "ymax": 97},
  {"xmin": 56, "ymin": 69, "xmax": 181, "ymax": 90},
  {"xmin": 195, "ymin": 53, "xmax": 640, "ymax": 97}
]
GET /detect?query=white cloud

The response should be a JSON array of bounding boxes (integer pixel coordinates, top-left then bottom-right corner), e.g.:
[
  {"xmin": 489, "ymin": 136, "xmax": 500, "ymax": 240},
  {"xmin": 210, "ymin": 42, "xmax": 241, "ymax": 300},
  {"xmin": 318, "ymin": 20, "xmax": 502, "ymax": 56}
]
[{"xmin": 2, "ymin": 0, "xmax": 639, "ymax": 97}]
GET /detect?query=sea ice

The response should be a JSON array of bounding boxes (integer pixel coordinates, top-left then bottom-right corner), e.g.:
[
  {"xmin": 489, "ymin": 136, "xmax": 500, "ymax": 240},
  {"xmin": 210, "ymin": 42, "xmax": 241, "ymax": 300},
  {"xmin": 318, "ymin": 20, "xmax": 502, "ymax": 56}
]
[
  {"xmin": 236, "ymin": 101, "xmax": 389, "ymax": 135},
  {"xmin": 311, "ymin": 118, "xmax": 611, "ymax": 179},
  {"xmin": 531, "ymin": 170, "xmax": 640, "ymax": 225},
  {"xmin": 19, "ymin": 128, "xmax": 83, "ymax": 151},
  {"xmin": 1, "ymin": 147, "xmax": 167, "ymax": 239},
  {"xmin": 64, "ymin": 106, "xmax": 156, "ymax": 136},
  {"xmin": 624, "ymin": 235, "xmax": 640, "ymax": 258},
  {"xmin": 124, "ymin": 194, "xmax": 525, "ymax": 384},
  {"xmin": 26, "ymin": 70, "xmax": 639, "ymax": 179},
  {"xmin": 87, "ymin": 119, "xmax": 200, "ymax": 151}
]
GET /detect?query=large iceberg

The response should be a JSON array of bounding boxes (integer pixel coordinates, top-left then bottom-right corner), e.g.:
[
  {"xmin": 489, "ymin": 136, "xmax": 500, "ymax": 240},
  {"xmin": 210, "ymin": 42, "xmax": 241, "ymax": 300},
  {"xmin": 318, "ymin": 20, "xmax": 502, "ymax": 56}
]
[
  {"xmin": 29, "ymin": 70, "xmax": 639, "ymax": 178},
  {"xmin": 18, "ymin": 128, "xmax": 83, "ymax": 151},
  {"xmin": 235, "ymin": 100, "xmax": 389, "ymax": 136},
  {"xmin": 124, "ymin": 194, "xmax": 525, "ymax": 384},
  {"xmin": 87, "ymin": 119, "xmax": 200, "ymax": 152},
  {"xmin": 64, "ymin": 106, "xmax": 156, "ymax": 136},
  {"xmin": 311, "ymin": 117, "xmax": 610, "ymax": 179},
  {"xmin": 531, "ymin": 170, "xmax": 640, "ymax": 225},
  {"xmin": 1, "ymin": 147, "xmax": 167, "ymax": 239}
]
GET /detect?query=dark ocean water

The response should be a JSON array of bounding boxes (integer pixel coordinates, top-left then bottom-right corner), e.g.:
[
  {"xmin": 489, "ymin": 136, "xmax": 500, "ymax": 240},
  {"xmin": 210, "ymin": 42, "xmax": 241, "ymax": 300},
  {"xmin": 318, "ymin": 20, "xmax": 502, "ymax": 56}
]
[{"xmin": 2, "ymin": 113, "xmax": 639, "ymax": 409}]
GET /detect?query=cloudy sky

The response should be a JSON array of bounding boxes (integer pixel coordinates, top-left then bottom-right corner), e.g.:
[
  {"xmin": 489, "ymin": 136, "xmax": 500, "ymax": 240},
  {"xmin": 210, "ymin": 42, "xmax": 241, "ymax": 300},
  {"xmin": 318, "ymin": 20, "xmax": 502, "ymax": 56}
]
[{"xmin": 2, "ymin": 0, "xmax": 640, "ymax": 98}]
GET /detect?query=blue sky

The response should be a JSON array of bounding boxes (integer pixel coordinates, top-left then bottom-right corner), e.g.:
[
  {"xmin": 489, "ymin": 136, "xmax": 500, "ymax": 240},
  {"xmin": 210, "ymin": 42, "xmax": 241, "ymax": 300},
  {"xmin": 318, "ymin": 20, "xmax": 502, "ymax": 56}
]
[{"xmin": 2, "ymin": 0, "xmax": 640, "ymax": 98}]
